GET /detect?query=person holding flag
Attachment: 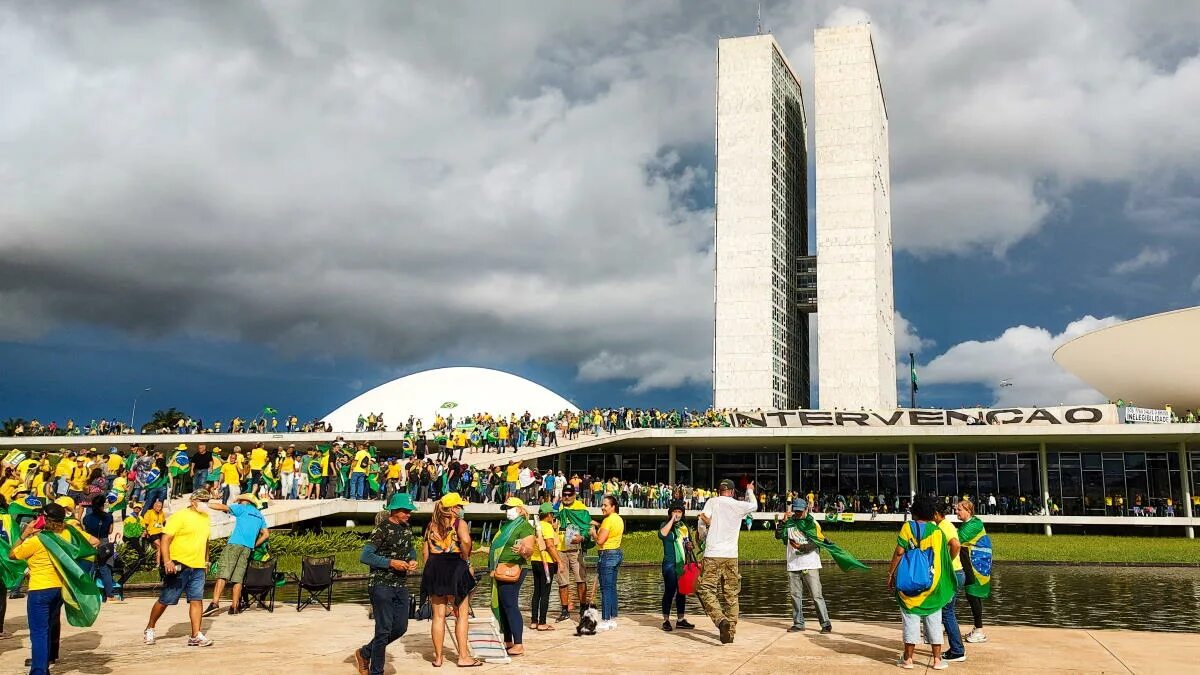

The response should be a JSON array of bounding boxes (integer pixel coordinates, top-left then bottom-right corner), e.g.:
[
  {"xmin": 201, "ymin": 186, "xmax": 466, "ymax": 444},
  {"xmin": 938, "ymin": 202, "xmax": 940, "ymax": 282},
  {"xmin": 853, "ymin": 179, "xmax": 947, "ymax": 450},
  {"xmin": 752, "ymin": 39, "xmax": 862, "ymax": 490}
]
[
  {"xmin": 554, "ymin": 484, "xmax": 591, "ymax": 622},
  {"xmin": 488, "ymin": 497, "xmax": 535, "ymax": 657},
  {"xmin": 954, "ymin": 499, "xmax": 992, "ymax": 644},
  {"xmin": 774, "ymin": 497, "xmax": 867, "ymax": 634},
  {"xmin": 888, "ymin": 495, "xmax": 955, "ymax": 670},
  {"xmin": 10, "ymin": 501, "xmax": 103, "ymax": 675},
  {"xmin": 167, "ymin": 446, "xmax": 191, "ymax": 498}
]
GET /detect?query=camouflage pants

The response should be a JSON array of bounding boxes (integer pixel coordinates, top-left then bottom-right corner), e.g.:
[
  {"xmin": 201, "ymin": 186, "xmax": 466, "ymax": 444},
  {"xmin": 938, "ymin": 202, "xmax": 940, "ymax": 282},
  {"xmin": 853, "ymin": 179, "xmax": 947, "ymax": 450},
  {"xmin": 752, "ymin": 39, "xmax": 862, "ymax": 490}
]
[{"xmin": 696, "ymin": 557, "xmax": 740, "ymax": 635}]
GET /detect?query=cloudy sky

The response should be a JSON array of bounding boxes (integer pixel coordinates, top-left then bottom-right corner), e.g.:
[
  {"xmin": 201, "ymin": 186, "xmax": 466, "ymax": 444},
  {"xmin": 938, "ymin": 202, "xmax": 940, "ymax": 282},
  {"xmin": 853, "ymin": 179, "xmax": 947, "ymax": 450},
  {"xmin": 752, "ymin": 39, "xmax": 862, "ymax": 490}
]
[{"xmin": 2, "ymin": 0, "xmax": 1197, "ymax": 424}]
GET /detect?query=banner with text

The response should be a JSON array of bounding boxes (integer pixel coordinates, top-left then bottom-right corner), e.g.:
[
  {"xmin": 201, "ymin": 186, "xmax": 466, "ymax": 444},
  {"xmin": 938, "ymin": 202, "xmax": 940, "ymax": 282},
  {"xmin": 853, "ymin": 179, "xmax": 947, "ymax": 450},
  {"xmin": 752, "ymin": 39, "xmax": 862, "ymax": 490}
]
[
  {"xmin": 1119, "ymin": 406, "xmax": 1172, "ymax": 424},
  {"xmin": 733, "ymin": 405, "xmax": 1117, "ymax": 428}
]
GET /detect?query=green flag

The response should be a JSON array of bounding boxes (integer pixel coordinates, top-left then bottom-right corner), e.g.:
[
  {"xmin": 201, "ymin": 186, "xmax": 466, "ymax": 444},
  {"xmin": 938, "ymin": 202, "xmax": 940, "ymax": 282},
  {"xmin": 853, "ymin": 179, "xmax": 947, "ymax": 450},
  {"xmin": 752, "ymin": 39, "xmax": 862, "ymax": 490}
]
[
  {"xmin": 40, "ymin": 528, "xmax": 103, "ymax": 627},
  {"xmin": 786, "ymin": 515, "xmax": 869, "ymax": 572},
  {"xmin": 910, "ymin": 359, "xmax": 919, "ymax": 391},
  {"xmin": 262, "ymin": 406, "xmax": 278, "ymax": 416},
  {"xmin": 895, "ymin": 520, "xmax": 956, "ymax": 616}
]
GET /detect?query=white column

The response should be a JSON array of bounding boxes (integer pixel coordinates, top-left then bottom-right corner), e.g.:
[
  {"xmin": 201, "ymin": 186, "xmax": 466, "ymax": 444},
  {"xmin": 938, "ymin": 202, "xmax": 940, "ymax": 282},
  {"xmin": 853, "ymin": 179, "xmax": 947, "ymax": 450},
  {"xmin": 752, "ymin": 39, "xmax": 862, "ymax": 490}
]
[
  {"xmin": 1040, "ymin": 441, "xmax": 1052, "ymax": 537},
  {"xmin": 784, "ymin": 444, "xmax": 793, "ymax": 494},
  {"xmin": 907, "ymin": 442, "xmax": 917, "ymax": 499},
  {"xmin": 1180, "ymin": 441, "xmax": 1194, "ymax": 539}
]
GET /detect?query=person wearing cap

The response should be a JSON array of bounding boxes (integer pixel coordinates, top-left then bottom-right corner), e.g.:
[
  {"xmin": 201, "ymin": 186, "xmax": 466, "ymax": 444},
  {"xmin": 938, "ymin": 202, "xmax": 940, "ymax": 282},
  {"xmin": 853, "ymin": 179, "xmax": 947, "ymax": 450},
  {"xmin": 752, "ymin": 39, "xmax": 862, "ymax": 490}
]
[
  {"xmin": 202, "ymin": 493, "xmax": 270, "ymax": 617},
  {"xmin": 10, "ymin": 501, "xmax": 100, "ymax": 675},
  {"xmin": 354, "ymin": 492, "xmax": 419, "ymax": 675},
  {"xmin": 421, "ymin": 492, "xmax": 479, "ymax": 667},
  {"xmin": 529, "ymin": 502, "xmax": 562, "ymax": 631},
  {"xmin": 697, "ymin": 478, "xmax": 757, "ymax": 644},
  {"xmin": 658, "ymin": 499, "xmax": 695, "ymax": 632},
  {"xmin": 489, "ymin": 496, "xmax": 536, "ymax": 656},
  {"xmin": 144, "ymin": 488, "xmax": 214, "ymax": 648},
  {"xmin": 775, "ymin": 498, "xmax": 832, "ymax": 633},
  {"xmin": 554, "ymin": 484, "xmax": 591, "ymax": 622}
]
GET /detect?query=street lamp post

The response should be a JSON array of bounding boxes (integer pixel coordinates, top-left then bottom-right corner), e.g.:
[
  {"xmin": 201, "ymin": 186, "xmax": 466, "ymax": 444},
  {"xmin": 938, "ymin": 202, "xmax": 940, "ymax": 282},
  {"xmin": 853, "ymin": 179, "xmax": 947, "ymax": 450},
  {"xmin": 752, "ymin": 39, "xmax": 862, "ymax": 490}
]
[{"xmin": 130, "ymin": 387, "xmax": 152, "ymax": 432}]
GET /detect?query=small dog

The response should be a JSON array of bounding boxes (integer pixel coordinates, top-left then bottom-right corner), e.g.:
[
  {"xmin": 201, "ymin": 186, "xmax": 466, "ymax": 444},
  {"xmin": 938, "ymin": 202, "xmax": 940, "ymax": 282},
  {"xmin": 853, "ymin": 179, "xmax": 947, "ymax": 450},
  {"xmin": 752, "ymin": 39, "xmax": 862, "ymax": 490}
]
[{"xmin": 576, "ymin": 604, "xmax": 601, "ymax": 636}]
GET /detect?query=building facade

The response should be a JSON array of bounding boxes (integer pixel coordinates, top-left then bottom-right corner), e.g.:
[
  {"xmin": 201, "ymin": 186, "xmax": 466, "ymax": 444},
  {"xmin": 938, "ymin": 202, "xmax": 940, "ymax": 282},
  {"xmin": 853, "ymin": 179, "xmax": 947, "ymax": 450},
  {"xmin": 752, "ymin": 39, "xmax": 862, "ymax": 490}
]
[
  {"xmin": 813, "ymin": 24, "xmax": 897, "ymax": 410},
  {"xmin": 713, "ymin": 34, "xmax": 810, "ymax": 410}
]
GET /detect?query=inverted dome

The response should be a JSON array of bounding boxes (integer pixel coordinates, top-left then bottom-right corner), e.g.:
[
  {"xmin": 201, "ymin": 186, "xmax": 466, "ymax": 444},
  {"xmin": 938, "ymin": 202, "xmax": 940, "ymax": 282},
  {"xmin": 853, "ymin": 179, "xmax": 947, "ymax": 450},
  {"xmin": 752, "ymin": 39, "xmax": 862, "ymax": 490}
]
[{"xmin": 322, "ymin": 367, "xmax": 578, "ymax": 431}]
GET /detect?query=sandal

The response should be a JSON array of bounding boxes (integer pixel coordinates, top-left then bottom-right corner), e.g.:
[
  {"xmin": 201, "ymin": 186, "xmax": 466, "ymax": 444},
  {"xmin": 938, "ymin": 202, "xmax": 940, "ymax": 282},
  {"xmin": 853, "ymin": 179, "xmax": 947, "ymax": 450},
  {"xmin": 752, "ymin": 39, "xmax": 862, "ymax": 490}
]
[{"xmin": 456, "ymin": 659, "xmax": 483, "ymax": 668}]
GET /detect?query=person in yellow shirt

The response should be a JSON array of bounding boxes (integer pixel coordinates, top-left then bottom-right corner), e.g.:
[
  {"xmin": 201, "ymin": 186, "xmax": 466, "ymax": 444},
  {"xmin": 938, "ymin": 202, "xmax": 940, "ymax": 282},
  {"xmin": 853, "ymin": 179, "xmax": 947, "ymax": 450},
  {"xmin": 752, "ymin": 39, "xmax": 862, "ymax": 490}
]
[
  {"xmin": 106, "ymin": 450, "xmax": 124, "ymax": 475},
  {"xmin": 280, "ymin": 448, "xmax": 296, "ymax": 500},
  {"xmin": 529, "ymin": 503, "xmax": 562, "ymax": 631},
  {"xmin": 350, "ymin": 446, "xmax": 371, "ymax": 500},
  {"xmin": 504, "ymin": 460, "xmax": 521, "ymax": 501},
  {"xmin": 0, "ymin": 468, "xmax": 21, "ymax": 501},
  {"xmin": 221, "ymin": 459, "xmax": 243, "ymax": 504},
  {"xmin": 248, "ymin": 444, "xmax": 268, "ymax": 493},
  {"xmin": 10, "ymin": 502, "xmax": 100, "ymax": 673},
  {"xmin": 934, "ymin": 503, "xmax": 966, "ymax": 661},
  {"xmin": 143, "ymin": 489, "xmax": 213, "ymax": 647},
  {"xmin": 592, "ymin": 495, "xmax": 624, "ymax": 629}
]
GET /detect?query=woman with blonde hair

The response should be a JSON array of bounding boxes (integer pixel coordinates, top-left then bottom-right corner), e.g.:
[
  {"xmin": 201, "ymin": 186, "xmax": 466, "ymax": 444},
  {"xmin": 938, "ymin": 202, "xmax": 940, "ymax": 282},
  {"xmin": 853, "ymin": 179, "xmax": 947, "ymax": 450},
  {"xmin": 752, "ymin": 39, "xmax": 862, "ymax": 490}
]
[
  {"xmin": 421, "ymin": 492, "xmax": 478, "ymax": 668},
  {"xmin": 954, "ymin": 499, "xmax": 992, "ymax": 644}
]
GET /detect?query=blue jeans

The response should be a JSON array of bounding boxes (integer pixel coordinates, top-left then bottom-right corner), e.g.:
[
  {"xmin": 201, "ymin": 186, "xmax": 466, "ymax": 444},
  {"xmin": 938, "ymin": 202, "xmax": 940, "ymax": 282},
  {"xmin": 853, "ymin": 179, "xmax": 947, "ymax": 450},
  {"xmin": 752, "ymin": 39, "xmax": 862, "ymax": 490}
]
[
  {"xmin": 496, "ymin": 569, "xmax": 527, "ymax": 644},
  {"xmin": 80, "ymin": 560, "xmax": 115, "ymax": 600},
  {"xmin": 598, "ymin": 549, "xmax": 623, "ymax": 620},
  {"xmin": 661, "ymin": 564, "xmax": 686, "ymax": 619},
  {"xmin": 350, "ymin": 473, "xmax": 366, "ymax": 500},
  {"xmin": 942, "ymin": 570, "xmax": 966, "ymax": 655},
  {"xmin": 144, "ymin": 487, "xmax": 167, "ymax": 510},
  {"xmin": 362, "ymin": 585, "xmax": 410, "ymax": 675},
  {"xmin": 27, "ymin": 588, "xmax": 63, "ymax": 675},
  {"xmin": 192, "ymin": 472, "xmax": 207, "ymax": 493}
]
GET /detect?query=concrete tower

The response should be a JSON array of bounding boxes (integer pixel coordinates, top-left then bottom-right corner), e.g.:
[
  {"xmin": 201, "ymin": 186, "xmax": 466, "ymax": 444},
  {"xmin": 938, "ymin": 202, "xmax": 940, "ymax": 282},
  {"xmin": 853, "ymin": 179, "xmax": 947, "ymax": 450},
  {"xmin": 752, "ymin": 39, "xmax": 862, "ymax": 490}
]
[
  {"xmin": 814, "ymin": 24, "xmax": 897, "ymax": 410},
  {"xmin": 713, "ymin": 34, "xmax": 810, "ymax": 410}
]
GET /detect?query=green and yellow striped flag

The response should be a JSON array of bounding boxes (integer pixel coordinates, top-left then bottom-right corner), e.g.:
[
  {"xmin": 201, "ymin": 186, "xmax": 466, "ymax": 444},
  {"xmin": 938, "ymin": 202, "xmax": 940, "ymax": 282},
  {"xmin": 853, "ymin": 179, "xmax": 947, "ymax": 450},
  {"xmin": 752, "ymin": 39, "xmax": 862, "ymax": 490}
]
[{"xmin": 41, "ymin": 528, "xmax": 102, "ymax": 627}]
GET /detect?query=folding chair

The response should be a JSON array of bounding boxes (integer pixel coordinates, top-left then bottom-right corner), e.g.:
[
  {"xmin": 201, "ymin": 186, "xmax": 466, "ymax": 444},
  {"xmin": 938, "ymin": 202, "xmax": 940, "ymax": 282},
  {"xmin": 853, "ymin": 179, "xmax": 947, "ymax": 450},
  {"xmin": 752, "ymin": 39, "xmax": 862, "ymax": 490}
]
[
  {"xmin": 291, "ymin": 555, "xmax": 339, "ymax": 612},
  {"xmin": 238, "ymin": 560, "xmax": 284, "ymax": 613}
]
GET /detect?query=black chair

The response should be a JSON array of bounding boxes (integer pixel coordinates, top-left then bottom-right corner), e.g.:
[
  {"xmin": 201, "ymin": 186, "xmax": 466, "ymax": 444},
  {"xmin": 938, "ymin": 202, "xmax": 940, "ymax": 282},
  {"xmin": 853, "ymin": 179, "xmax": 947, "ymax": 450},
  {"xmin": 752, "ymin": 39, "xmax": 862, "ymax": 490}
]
[
  {"xmin": 291, "ymin": 556, "xmax": 339, "ymax": 612},
  {"xmin": 238, "ymin": 560, "xmax": 284, "ymax": 613}
]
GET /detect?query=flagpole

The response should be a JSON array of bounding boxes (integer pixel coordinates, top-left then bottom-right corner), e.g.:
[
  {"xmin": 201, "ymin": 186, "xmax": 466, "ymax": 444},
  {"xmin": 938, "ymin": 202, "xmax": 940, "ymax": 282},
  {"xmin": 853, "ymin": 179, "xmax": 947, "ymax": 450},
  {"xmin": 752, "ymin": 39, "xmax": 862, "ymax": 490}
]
[{"xmin": 909, "ymin": 353, "xmax": 917, "ymax": 409}]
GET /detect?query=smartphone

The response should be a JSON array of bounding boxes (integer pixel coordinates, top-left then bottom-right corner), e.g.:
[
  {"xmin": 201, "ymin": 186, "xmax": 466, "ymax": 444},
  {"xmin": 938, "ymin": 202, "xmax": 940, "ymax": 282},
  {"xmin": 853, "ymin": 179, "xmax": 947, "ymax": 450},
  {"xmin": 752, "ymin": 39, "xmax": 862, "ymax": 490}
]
[{"xmin": 33, "ymin": 515, "xmax": 46, "ymax": 530}]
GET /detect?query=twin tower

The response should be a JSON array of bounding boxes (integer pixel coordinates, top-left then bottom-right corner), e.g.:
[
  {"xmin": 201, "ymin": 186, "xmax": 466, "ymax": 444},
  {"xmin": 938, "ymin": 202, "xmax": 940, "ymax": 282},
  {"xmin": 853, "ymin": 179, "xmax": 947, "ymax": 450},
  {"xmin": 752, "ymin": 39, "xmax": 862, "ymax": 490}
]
[{"xmin": 713, "ymin": 24, "xmax": 896, "ymax": 412}]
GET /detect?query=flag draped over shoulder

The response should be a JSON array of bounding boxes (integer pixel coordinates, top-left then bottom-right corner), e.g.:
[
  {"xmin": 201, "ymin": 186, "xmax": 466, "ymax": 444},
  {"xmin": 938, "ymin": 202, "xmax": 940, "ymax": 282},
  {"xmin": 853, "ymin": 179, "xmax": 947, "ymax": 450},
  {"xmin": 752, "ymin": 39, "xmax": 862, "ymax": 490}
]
[
  {"xmin": 895, "ymin": 520, "xmax": 956, "ymax": 616},
  {"xmin": 487, "ymin": 517, "xmax": 526, "ymax": 624},
  {"xmin": 9, "ymin": 495, "xmax": 43, "ymax": 520},
  {"xmin": 167, "ymin": 451, "xmax": 190, "ymax": 478},
  {"xmin": 0, "ymin": 514, "xmax": 26, "ymax": 589},
  {"xmin": 557, "ymin": 502, "xmax": 594, "ymax": 551},
  {"xmin": 785, "ymin": 515, "xmax": 869, "ymax": 572},
  {"xmin": 41, "ymin": 528, "xmax": 102, "ymax": 627},
  {"xmin": 143, "ymin": 468, "xmax": 168, "ymax": 490},
  {"xmin": 958, "ymin": 517, "xmax": 992, "ymax": 598},
  {"xmin": 106, "ymin": 487, "xmax": 127, "ymax": 514}
]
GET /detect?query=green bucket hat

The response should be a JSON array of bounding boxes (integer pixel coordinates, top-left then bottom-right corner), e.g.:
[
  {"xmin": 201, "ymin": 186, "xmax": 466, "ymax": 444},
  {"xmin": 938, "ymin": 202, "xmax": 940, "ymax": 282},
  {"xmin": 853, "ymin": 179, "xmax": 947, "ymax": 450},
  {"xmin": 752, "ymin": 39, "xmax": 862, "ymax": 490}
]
[
  {"xmin": 385, "ymin": 493, "xmax": 416, "ymax": 512},
  {"xmin": 538, "ymin": 502, "xmax": 556, "ymax": 515}
]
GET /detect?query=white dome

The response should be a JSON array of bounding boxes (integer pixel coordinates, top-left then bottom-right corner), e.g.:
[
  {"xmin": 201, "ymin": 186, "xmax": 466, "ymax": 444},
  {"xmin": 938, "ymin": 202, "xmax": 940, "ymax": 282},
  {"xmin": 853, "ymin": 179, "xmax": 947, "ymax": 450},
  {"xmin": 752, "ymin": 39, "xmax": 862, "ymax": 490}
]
[{"xmin": 322, "ymin": 367, "xmax": 578, "ymax": 432}]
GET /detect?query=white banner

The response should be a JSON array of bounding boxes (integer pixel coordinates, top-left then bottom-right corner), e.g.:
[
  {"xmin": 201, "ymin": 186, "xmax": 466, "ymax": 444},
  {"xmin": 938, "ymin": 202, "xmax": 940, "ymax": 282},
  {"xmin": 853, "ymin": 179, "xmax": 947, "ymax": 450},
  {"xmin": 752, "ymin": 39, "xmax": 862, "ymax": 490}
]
[
  {"xmin": 1119, "ymin": 406, "xmax": 1172, "ymax": 424},
  {"xmin": 734, "ymin": 405, "xmax": 1117, "ymax": 428}
]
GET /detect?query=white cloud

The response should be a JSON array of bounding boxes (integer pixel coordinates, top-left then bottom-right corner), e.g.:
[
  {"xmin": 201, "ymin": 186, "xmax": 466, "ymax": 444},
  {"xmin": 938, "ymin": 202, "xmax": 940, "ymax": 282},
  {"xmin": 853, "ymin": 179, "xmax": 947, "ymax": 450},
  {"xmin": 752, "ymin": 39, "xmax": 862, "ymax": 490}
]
[
  {"xmin": 895, "ymin": 311, "xmax": 934, "ymax": 356},
  {"xmin": 919, "ymin": 315, "xmax": 1123, "ymax": 406},
  {"xmin": 1112, "ymin": 246, "xmax": 1172, "ymax": 274},
  {"xmin": 1, "ymin": 1, "xmax": 1197, "ymax": 394}
]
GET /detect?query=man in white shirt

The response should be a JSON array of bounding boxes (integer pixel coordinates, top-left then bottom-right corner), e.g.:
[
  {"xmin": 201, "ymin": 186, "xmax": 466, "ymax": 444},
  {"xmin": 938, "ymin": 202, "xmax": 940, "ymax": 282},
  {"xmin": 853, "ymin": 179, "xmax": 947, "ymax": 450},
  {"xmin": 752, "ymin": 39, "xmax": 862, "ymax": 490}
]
[
  {"xmin": 697, "ymin": 478, "xmax": 757, "ymax": 644},
  {"xmin": 775, "ymin": 498, "xmax": 831, "ymax": 633}
]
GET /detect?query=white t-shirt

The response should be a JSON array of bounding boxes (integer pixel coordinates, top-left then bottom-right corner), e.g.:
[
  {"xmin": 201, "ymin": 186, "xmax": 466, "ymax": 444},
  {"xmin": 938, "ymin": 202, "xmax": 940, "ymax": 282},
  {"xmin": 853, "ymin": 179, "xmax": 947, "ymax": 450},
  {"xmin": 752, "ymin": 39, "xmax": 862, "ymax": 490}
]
[
  {"xmin": 700, "ymin": 490, "xmax": 757, "ymax": 558},
  {"xmin": 784, "ymin": 525, "xmax": 823, "ymax": 572}
]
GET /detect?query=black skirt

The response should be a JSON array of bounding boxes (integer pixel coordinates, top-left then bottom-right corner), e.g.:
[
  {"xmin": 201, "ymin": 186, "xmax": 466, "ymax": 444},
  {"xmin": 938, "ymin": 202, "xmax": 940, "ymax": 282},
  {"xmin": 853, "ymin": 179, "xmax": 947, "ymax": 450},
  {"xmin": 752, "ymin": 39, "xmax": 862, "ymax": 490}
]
[{"xmin": 421, "ymin": 552, "xmax": 477, "ymax": 599}]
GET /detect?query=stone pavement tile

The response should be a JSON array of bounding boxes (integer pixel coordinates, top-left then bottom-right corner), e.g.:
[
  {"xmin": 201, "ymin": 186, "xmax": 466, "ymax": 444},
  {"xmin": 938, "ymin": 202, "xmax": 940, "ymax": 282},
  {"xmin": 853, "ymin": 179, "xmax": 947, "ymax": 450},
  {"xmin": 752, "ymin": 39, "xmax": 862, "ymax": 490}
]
[{"xmin": 1086, "ymin": 629, "xmax": 1200, "ymax": 675}]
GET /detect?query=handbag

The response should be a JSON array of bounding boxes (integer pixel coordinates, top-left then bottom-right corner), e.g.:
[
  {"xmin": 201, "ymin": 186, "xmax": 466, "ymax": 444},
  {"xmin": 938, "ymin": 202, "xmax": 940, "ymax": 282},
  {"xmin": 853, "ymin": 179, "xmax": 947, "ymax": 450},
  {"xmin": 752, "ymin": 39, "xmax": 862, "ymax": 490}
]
[
  {"xmin": 492, "ymin": 562, "xmax": 522, "ymax": 583},
  {"xmin": 677, "ymin": 544, "xmax": 701, "ymax": 596}
]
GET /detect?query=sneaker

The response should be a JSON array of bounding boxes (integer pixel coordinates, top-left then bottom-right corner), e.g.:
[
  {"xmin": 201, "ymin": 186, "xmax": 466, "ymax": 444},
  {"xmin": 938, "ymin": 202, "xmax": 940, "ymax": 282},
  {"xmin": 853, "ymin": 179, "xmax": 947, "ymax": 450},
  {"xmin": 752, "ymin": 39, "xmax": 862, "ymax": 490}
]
[
  {"xmin": 143, "ymin": 628, "xmax": 156, "ymax": 645},
  {"xmin": 201, "ymin": 603, "xmax": 222, "ymax": 618},
  {"xmin": 965, "ymin": 630, "xmax": 988, "ymax": 643},
  {"xmin": 718, "ymin": 619, "xmax": 733, "ymax": 644},
  {"xmin": 596, "ymin": 620, "xmax": 614, "ymax": 632},
  {"xmin": 787, "ymin": 625, "xmax": 804, "ymax": 633},
  {"xmin": 820, "ymin": 623, "xmax": 833, "ymax": 634},
  {"xmin": 675, "ymin": 619, "xmax": 694, "ymax": 629},
  {"xmin": 943, "ymin": 652, "xmax": 966, "ymax": 662},
  {"xmin": 557, "ymin": 608, "xmax": 572, "ymax": 623},
  {"xmin": 932, "ymin": 660, "xmax": 949, "ymax": 670},
  {"xmin": 353, "ymin": 647, "xmax": 370, "ymax": 675},
  {"xmin": 188, "ymin": 632, "xmax": 214, "ymax": 647},
  {"xmin": 661, "ymin": 620, "xmax": 673, "ymax": 632}
]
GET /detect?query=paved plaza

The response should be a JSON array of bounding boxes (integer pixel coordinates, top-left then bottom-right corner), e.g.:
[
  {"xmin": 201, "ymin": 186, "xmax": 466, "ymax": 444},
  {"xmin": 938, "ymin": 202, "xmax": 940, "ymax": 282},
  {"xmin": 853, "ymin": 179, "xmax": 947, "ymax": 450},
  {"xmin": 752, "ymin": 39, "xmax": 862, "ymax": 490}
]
[{"xmin": 0, "ymin": 598, "xmax": 1196, "ymax": 673}]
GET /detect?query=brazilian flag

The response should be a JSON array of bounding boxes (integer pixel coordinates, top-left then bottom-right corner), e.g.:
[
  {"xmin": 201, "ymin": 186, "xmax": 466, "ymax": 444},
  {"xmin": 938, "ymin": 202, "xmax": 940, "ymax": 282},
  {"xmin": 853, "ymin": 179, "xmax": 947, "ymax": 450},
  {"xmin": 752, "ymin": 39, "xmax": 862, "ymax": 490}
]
[
  {"xmin": 41, "ymin": 527, "xmax": 102, "ymax": 627},
  {"xmin": 9, "ymin": 494, "xmax": 43, "ymax": 520},
  {"xmin": 959, "ymin": 517, "xmax": 993, "ymax": 599},
  {"xmin": 0, "ymin": 514, "xmax": 25, "ymax": 589},
  {"xmin": 401, "ymin": 439, "xmax": 414, "ymax": 457},
  {"xmin": 895, "ymin": 520, "xmax": 957, "ymax": 616},
  {"xmin": 167, "ymin": 451, "xmax": 191, "ymax": 478},
  {"xmin": 306, "ymin": 458, "xmax": 323, "ymax": 482},
  {"xmin": 262, "ymin": 462, "xmax": 280, "ymax": 491},
  {"xmin": 105, "ymin": 487, "xmax": 127, "ymax": 515},
  {"xmin": 143, "ymin": 468, "xmax": 167, "ymax": 490}
]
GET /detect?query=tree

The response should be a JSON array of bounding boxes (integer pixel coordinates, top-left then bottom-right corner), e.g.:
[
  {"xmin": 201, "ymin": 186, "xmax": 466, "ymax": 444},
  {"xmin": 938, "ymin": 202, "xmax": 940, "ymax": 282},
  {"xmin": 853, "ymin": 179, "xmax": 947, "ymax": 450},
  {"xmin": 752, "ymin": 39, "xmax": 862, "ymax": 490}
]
[{"xmin": 142, "ymin": 408, "xmax": 189, "ymax": 433}]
